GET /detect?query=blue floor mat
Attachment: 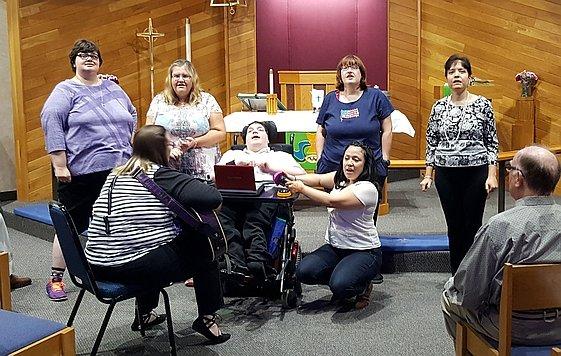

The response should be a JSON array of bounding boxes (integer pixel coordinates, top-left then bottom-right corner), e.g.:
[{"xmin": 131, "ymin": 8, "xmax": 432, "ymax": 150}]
[
  {"xmin": 379, "ymin": 235, "xmax": 448, "ymax": 252},
  {"xmin": 13, "ymin": 203, "xmax": 52, "ymax": 225},
  {"xmin": 14, "ymin": 203, "xmax": 449, "ymax": 252}
]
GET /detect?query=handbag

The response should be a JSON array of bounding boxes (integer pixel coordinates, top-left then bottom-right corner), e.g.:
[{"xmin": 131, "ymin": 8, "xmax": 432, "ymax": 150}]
[{"xmin": 131, "ymin": 167, "xmax": 227, "ymax": 262}]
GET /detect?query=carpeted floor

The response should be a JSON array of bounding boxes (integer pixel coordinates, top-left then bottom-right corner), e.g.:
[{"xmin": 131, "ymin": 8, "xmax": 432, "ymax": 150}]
[
  {"xmin": 9, "ymin": 226, "xmax": 453, "ymax": 355},
  {"xmin": 9, "ymin": 178, "xmax": 557, "ymax": 355}
]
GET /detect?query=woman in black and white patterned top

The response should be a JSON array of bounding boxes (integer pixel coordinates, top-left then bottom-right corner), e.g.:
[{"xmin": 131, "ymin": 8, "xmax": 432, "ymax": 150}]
[{"xmin": 420, "ymin": 54, "xmax": 499, "ymax": 274}]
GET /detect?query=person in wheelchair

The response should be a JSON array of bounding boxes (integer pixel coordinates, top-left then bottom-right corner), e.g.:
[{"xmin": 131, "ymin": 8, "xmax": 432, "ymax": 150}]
[{"xmin": 218, "ymin": 121, "xmax": 305, "ymax": 282}]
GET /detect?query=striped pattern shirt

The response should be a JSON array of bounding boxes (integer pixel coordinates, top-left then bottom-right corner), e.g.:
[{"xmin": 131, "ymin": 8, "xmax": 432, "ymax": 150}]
[{"xmin": 85, "ymin": 164, "xmax": 178, "ymax": 266}]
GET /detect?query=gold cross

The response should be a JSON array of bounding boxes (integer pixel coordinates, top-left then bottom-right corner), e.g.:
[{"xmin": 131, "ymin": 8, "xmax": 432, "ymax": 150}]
[{"xmin": 137, "ymin": 18, "xmax": 165, "ymax": 98}]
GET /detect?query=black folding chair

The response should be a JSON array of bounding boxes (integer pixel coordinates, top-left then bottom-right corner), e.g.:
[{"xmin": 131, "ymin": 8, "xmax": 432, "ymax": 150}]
[{"xmin": 48, "ymin": 201, "xmax": 177, "ymax": 355}]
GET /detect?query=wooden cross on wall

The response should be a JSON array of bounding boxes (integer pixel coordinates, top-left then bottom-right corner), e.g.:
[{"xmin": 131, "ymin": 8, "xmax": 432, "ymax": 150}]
[{"xmin": 137, "ymin": 18, "xmax": 165, "ymax": 98}]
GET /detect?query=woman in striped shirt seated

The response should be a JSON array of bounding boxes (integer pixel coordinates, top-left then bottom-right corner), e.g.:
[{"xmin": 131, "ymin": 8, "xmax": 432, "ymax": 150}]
[{"xmin": 85, "ymin": 125, "xmax": 230, "ymax": 344}]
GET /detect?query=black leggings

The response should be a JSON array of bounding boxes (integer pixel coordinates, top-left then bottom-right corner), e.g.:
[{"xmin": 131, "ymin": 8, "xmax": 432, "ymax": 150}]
[
  {"xmin": 91, "ymin": 231, "xmax": 223, "ymax": 317},
  {"xmin": 219, "ymin": 201, "xmax": 278, "ymax": 269},
  {"xmin": 57, "ymin": 170, "xmax": 111, "ymax": 234},
  {"xmin": 435, "ymin": 165, "xmax": 488, "ymax": 274}
]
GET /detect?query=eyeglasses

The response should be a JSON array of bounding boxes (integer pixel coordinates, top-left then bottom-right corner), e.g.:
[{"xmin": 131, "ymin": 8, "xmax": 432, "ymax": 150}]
[
  {"xmin": 341, "ymin": 64, "xmax": 359, "ymax": 71},
  {"xmin": 77, "ymin": 52, "xmax": 99, "ymax": 61},
  {"xmin": 505, "ymin": 160, "xmax": 524, "ymax": 177}
]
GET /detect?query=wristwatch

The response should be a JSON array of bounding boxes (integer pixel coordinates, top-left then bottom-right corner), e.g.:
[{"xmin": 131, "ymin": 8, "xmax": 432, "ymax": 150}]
[{"xmin": 382, "ymin": 158, "xmax": 391, "ymax": 166}]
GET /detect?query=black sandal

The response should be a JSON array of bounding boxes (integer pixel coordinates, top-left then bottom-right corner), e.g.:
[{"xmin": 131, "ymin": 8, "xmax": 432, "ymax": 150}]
[
  {"xmin": 131, "ymin": 310, "xmax": 167, "ymax": 331},
  {"xmin": 192, "ymin": 314, "xmax": 231, "ymax": 344}
]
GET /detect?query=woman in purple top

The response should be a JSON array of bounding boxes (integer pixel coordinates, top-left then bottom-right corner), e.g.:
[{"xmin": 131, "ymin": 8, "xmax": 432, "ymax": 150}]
[
  {"xmin": 316, "ymin": 55, "xmax": 393, "ymax": 201},
  {"xmin": 41, "ymin": 39, "xmax": 136, "ymax": 301}
]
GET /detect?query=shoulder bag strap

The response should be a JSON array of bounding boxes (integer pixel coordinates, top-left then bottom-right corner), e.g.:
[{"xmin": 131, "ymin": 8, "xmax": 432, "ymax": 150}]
[
  {"xmin": 103, "ymin": 175, "xmax": 119, "ymax": 235},
  {"xmin": 131, "ymin": 167, "xmax": 216, "ymax": 236}
]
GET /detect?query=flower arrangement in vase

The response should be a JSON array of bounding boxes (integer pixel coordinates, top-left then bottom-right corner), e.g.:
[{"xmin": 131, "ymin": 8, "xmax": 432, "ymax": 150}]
[{"xmin": 515, "ymin": 70, "xmax": 538, "ymax": 98}]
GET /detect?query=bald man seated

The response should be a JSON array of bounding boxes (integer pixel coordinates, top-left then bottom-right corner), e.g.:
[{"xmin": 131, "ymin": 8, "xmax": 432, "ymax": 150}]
[{"xmin": 442, "ymin": 145, "xmax": 561, "ymax": 345}]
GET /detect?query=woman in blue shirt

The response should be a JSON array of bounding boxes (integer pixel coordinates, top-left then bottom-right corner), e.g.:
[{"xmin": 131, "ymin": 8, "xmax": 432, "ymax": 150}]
[{"xmin": 316, "ymin": 55, "xmax": 393, "ymax": 213}]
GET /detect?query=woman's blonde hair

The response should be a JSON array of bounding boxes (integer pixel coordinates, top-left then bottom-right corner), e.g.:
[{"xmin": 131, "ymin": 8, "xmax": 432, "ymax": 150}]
[
  {"xmin": 162, "ymin": 59, "xmax": 202, "ymax": 105},
  {"xmin": 113, "ymin": 125, "xmax": 169, "ymax": 176}
]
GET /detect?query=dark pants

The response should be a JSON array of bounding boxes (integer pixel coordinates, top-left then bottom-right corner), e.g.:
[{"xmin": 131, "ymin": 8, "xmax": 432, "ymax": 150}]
[
  {"xmin": 296, "ymin": 244, "xmax": 382, "ymax": 299},
  {"xmin": 219, "ymin": 201, "xmax": 278, "ymax": 269},
  {"xmin": 91, "ymin": 231, "xmax": 223, "ymax": 317},
  {"xmin": 57, "ymin": 170, "xmax": 110, "ymax": 234},
  {"xmin": 435, "ymin": 165, "xmax": 488, "ymax": 274}
]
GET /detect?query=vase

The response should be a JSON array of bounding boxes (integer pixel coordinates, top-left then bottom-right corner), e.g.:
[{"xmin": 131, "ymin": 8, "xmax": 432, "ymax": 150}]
[{"xmin": 521, "ymin": 82, "xmax": 533, "ymax": 97}]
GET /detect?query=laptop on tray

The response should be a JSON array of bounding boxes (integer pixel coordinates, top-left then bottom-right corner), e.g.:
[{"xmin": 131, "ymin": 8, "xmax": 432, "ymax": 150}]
[{"xmin": 214, "ymin": 165, "xmax": 265, "ymax": 196}]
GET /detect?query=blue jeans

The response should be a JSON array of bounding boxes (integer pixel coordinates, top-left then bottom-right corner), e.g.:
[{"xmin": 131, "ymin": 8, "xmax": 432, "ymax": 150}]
[{"xmin": 296, "ymin": 244, "xmax": 382, "ymax": 299}]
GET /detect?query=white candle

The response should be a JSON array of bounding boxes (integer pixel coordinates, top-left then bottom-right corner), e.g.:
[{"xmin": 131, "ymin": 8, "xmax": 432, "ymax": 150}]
[
  {"xmin": 269, "ymin": 68, "xmax": 274, "ymax": 94},
  {"xmin": 185, "ymin": 18, "xmax": 191, "ymax": 61}
]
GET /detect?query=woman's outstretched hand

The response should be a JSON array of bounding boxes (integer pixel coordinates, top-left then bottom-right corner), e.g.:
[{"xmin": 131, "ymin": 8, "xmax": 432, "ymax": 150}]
[
  {"xmin": 286, "ymin": 179, "xmax": 305, "ymax": 193},
  {"xmin": 420, "ymin": 176, "xmax": 432, "ymax": 191}
]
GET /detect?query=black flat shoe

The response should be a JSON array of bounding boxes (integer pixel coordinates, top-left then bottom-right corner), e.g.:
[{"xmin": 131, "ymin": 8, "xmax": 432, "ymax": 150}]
[
  {"xmin": 131, "ymin": 310, "xmax": 167, "ymax": 331},
  {"xmin": 372, "ymin": 273, "xmax": 384, "ymax": 284},
  {"xmin": 192, "ymin": 314, "xmax": 231, "ymax": 344}
]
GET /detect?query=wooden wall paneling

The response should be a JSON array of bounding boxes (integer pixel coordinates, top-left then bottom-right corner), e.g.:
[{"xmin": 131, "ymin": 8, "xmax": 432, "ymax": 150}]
[
  {"xmin": 225, "ymin": 0, "xmax": 256, "ymax": 117},
  {"xmin": 7, "ymin": 0, "xmax": 28, "ymax": 200},
  {"xmin": 388, "ymin": 0, "xmax": 421, "ymax": 160},
  {"xmin": 11, "ymin": 0, "xmax": 235, "ymax": 201},
  {"xmin": 415, "ymin": 0, "xmax": 561, "ymax": 193},
  {"xmin": 420, "ymin": 0, "xmax": 561, "ymax": 148}
]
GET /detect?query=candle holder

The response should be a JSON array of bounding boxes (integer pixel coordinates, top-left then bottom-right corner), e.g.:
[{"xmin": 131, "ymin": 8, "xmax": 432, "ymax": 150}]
[{"xmin": 266, "ymin": 94, "xmax": 278, "ymax": 115}]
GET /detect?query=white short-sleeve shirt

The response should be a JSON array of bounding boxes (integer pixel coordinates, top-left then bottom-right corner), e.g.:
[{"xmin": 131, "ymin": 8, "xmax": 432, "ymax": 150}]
[
  {"xmin": 326, "ymin": 180, "xmax": 380, "ymax": 250},
  {"xmin": 218, "ymin": 147, "xmax": 302, "ymax": 182}
]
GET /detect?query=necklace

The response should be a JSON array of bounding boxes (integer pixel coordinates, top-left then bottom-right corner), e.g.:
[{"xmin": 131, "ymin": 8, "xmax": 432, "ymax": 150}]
[
  {"xmin": 443, "ymin": 95, "xmax": 468, "ymax": 142},
  {"xmin": 75, "ymin": 76, "xmax": 105, "ymax": 107}
]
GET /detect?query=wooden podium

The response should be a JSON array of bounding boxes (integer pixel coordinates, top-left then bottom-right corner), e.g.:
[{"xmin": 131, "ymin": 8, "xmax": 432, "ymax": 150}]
[
  {"xmin": 278, "ymin": 71, "xmax": 336, "ymax": 110},
  {"xmin": 512, "ymin": 97, "xmax": 535, "ymax": 149}
]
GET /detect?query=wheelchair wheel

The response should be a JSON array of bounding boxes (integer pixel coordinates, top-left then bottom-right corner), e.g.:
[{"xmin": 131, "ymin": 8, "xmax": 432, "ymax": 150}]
[{"xmin": 281, "ymin": 288, "xmax": 298, "ymax": 309}]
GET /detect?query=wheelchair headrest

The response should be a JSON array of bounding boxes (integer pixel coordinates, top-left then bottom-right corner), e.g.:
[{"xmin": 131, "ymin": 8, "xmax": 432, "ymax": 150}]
[{"xmin": 241, "ymin": 121, "xmax": 277, "ymax": 144}]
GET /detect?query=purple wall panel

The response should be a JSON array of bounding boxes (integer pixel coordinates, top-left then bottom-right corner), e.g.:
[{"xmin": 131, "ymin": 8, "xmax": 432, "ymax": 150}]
[
  {"xmin": 357, "ymin": 0, "xmax": 388, "ymax": 89},
  {"xmin": 256, "ymin": 0, "xmax": 289, "ymax": 95},
  {"xmin": 256, "ymin": 0, "xmax": 387, "ymax": 95},
  {"xmin": 287, "ymin": 1, "xmax": 357, "ymax": 70}
]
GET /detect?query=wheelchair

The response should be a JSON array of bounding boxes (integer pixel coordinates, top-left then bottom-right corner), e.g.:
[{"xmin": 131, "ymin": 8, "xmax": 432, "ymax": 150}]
[{"xmin": 218, "ymin": 121, "xmax": 302, "ymax": 308}]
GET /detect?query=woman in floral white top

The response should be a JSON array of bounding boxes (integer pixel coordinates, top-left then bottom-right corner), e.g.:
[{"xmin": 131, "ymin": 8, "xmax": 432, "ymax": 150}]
[{"xmin": 146, "ymin": 59, "xmax": 226, "ymax": 180}]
